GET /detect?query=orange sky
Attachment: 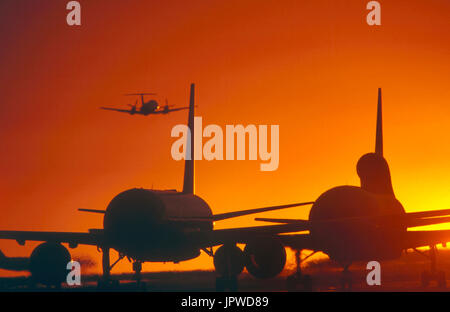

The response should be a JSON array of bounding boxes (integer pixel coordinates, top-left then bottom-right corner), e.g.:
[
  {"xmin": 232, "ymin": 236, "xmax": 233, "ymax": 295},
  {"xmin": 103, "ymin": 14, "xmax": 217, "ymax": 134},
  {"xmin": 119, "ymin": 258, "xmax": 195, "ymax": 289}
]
[{"xmin": 0, "ymin": 0, "xmax": 449, "ymax": 276}]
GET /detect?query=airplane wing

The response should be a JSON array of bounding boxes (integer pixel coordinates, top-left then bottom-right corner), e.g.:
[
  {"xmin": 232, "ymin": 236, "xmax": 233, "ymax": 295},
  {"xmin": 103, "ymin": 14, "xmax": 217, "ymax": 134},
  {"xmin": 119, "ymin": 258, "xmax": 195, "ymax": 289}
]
[
  {"xmin": 165, "ymin": 107, "xmax": 190, "ymax": 113},
  {"xmin": 277, "ymin": 233, "xmax": 315, "ymax": 251},
  {"xmin": 212, "ymin": 202, "xmax": 314, "ymax": 221},
  {"xmin": 153, "ymin": 107, "xmax": 190, "ymax": 114},
  {"xmin": 0, "ymin": 201, "xmax": 313, "ymax": 248},
  {"xmin": 404, "ymin": 230, "xmax": 450, "ymax": 250},
  {"xmin": 100, "ymin": 107, "xmax": 134, "ymax": 114},
  {"xmin": 253, "ymin": 208, "xmax": 450, "ymax": 229},
  {"xmin": 193, "ymin": 222, "xmax": 310, "ymax": 247},
  {"xmin": 251, "ymin": 209, "xmax": 450, "ymax": 251},
  {"xmin": 77, "ymin": 202, "xmax": 314, "ymax": 220},
  {"xmin": 198, "ymin": 223, "xmax": 450, "ymax": 253},
  {"xmin": 0, "ymin": 230, "xmax": 104, "ymax": 247},
  {"xmin": 195, "ymin": 207, "xmax": 450, "ymax": 248}
]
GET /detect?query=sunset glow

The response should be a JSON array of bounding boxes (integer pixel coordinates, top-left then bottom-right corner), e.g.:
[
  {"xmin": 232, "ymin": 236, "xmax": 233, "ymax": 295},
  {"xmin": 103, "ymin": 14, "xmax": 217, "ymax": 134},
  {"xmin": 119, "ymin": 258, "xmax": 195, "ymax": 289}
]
[{"xmin": 0, "ymin": 0, "xmax": 449, "ymax": 276}]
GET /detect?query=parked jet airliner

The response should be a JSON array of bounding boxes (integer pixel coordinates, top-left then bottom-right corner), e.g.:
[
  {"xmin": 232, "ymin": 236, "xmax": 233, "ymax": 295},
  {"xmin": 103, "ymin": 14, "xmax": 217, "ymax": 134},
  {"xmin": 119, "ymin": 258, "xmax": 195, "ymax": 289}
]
[
  {"xmin": 255, "ymin": 88, "xmax": 450, "ymax": 290},
  {"xmin": 0, "ymin": 83, "xmax": 312, "ymax": 290}
]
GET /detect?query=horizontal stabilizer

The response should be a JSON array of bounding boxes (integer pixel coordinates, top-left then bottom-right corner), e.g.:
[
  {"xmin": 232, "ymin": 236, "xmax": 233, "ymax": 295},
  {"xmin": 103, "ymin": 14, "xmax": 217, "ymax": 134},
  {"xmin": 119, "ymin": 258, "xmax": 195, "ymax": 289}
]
[{"xmin": 407, "ymin": 216, "xmax": 450, "ymax": 228}]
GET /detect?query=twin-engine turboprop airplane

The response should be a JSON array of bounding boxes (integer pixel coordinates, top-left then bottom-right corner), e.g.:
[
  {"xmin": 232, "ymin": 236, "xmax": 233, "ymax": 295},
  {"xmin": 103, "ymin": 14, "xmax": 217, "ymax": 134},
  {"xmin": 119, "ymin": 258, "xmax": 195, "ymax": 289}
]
[
  {"xmin": 0, "ymin": 83, "xmax": 313, "ymax": 290},
  {"xmin": 254, "ymin": 88, "xmax": 450, "ymax": 290},
  {"xmin": 100, "ymin": 93, "xmax": 189, "ymax": 116}
]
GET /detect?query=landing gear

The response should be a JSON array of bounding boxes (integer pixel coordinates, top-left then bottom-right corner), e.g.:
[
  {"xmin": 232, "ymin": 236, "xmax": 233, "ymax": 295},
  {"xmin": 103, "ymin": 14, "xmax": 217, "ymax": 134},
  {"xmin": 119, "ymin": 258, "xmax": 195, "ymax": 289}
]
[
  {"xmin": 132, "ymin": 261, "xmax": 147, "ymax": 290},
  {"xmin": 132, "ymin": 261, "xmax": 142, "ymax": 283},
  {"xmin": 97, "ymin": 247, "xmax": 122, "ymax": 290},
  {"xmin": 416, "ymin": 245, "xmax": 446, "ymax": 288},
  {"xmin": 213, "ymin": 244, "xmax": 243, "ymax": 291},
  {"xmin": 98, "ymin": 247, "xmax": 112, "ymax": 289},
  {"xmin": 420, "ymin": 270, "xmax": 445, "ymax": 288},
  {"xmin": 285, "ymin": 250, "xmax": 314, "ymax": 291},
  {"xmin": 216, "ymin": 275, "xmax": 238, "ymax": 292},
  {"xmin": 437, "ymin": 271, "xmax": 446, "ymax": 288},
  {"xmin": 339, "ymin": 264, "xmax": 353, "ymax": 291}
]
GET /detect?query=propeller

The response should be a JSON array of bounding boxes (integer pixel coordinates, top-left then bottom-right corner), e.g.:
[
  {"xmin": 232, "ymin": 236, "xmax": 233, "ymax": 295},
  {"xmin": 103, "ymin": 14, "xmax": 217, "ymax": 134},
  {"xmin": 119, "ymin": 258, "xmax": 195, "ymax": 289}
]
[{"xmin": 124, "ymin": 93, "xmax": 157, "ymax": 96}]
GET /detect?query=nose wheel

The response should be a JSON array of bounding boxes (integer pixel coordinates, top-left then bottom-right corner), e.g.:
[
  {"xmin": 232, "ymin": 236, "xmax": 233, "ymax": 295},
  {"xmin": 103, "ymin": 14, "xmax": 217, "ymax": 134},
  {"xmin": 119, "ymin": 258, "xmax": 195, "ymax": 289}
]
[
  {"xmin": 415, "ymin": 245, "xmax": 446, "ymax": 288},
  {"xmin": 421, "ymin": 270, "xmax": 446, "ymax": 288},
  {"xmin": 286, "ymin": 250, "xmax": 315, "ymax": 291},
  {"xmin": 339, "ymin": 264, "xmax": 353, "ymax": 291},
  {"xmin": 213, "ymin": 244, "xmax": 242, "ymax": 291}
]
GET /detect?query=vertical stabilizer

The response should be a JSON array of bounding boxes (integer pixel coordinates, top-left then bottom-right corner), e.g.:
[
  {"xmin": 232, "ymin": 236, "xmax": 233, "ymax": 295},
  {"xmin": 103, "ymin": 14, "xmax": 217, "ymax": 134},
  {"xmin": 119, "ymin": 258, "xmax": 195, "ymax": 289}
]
[
  {"xmin": 357, "ymin": 88, "xmax": 395, "ymax": 195},
  {"xmin": 375, "ymin": 88, "xmax": 383, "ymax": 156},
  {"xmin": 182, "ymin": 83, "xmax": 195, "ymax": 194}
]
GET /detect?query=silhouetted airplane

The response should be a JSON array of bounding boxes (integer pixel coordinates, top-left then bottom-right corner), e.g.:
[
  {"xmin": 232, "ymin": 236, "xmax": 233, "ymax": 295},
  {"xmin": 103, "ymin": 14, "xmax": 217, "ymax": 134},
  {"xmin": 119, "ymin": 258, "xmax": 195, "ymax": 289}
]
[
  {"xmin": 0, "ymin": 83, "xmax": 313, "ymax": 290},
  {"xmin": 0, "ymin": 247, "xmax": 93, "ymax": 288},
  {"xmin": 253, "ymin": 88, "xmax": 450, "ymax": 290},
  {"xmin": 100, "ymin": 93, "xmax": 189, "ymax": 116}
]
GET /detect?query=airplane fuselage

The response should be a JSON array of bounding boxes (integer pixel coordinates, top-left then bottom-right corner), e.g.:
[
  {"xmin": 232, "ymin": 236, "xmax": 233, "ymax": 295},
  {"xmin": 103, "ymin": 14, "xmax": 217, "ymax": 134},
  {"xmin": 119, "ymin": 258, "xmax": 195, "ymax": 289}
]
[
  {"xmin": 309, "ymin": 185, "xmax": 406, "ymax": 263},
  {"xmin": 102, "ymin": 188, "xmax": 213, "ymax": 262},
  {"xmin": 140, "ymin": 100, "xmax": 159, "ymax": 115},
  {"xmin": 308, "ymin": 151, "xmax": 407, "ymax": 264}
]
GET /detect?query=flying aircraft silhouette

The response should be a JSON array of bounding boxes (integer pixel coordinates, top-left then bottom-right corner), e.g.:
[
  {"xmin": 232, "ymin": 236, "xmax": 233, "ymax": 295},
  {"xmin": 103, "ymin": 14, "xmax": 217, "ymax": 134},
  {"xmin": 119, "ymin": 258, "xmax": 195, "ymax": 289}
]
[
  {"xmin": 100, "ymin": 93, "xmax": 189, "ymax": 116},
  {"xmin": 253, "ymin": 88, "xmax": 450, "ymax": 290},
  {"xmin": 0, "ymin": 83, "xmax": 313, "ymax": 290}
]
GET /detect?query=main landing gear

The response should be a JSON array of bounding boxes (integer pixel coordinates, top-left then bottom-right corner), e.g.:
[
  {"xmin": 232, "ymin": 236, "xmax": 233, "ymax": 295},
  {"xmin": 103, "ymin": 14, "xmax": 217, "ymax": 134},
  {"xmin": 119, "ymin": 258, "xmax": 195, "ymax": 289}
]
[
  {"xmin": 339, "ymin": 263, "xmax": 353, "ymax": 291},
  {"xmin": 132, "ymin": 260, "xmax": 147, "ymax": 290},
  {"xmin": 216, "ymin": 275, "xmax": 239, "ymax": 292},
  {"xmin": 98, "ymin": 247, "xmax": 117, "ymax": 289},
  {"xmin": 210, "ymin": 245, "xmax": 243, "ymax": 292},
  {"xmin": 286, "ymin": 250, "xmax": 315, "ymax": 291},
  {"xmin": 414, "ymin": 245, "xmax": 446, "ymax": 288}
]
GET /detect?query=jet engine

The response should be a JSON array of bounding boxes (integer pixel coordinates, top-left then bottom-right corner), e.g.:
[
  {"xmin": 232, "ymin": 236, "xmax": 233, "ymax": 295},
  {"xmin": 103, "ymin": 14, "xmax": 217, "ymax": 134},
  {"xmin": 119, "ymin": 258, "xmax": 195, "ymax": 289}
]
[
  {"xmin": 29, "ymin": 242, "xmax": 71, "ymax": 286},
  {"xmin": 244, "ymin": 239, "xmax": 286, "ymax": 279},
  {"xmin": 213, "ymin": 244, "xmax": 245, "ymax": 276}
]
